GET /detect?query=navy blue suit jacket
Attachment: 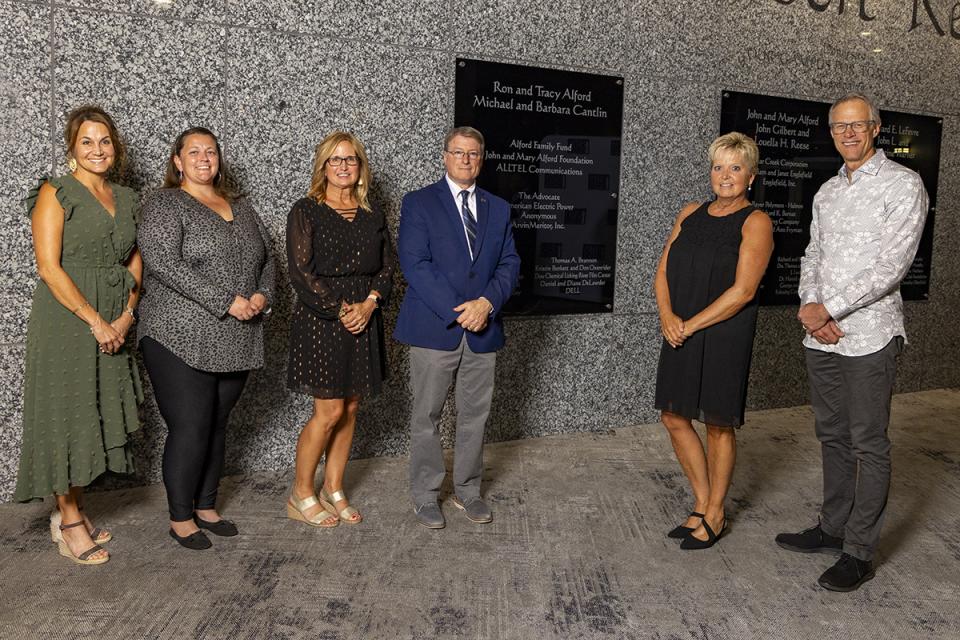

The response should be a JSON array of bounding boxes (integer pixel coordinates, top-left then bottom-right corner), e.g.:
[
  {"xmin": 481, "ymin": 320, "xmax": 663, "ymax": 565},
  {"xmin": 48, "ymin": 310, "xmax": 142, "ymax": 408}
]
[{"xmin": 394, "ymin": 177, "xmax": 520, "ymax": 352}]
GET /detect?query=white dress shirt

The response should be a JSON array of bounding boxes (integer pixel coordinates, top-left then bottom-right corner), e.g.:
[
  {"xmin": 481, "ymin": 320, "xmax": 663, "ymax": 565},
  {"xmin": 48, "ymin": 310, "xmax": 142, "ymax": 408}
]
[{"xmin": 799, "ymin": 149, "xmax": 929, "ymax": 356}]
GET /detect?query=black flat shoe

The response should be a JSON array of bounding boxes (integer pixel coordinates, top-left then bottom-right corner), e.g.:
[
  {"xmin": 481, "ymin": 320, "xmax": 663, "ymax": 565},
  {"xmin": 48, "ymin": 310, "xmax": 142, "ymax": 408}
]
[
  {"xmin": 195, "ymin": 517, "xmax": 238, "ymax": 537},
  {"xmin": 667, "ymin": 511, "xmax": 705, "ymax": 539},
  {"xmin": 818, "ymin": 553, "xmax": 875, "ymax": 592},
  {"xmin": 680, "ymin": 519, "xmax": 726, "ymax": 550},
  {"xmin": 169, "ymin": 528, "xmax": 212, "ymax": 550}
]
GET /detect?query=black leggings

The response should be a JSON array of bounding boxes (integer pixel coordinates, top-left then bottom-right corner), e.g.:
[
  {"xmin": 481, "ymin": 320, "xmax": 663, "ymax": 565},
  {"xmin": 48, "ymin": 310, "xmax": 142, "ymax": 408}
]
[{"xmin": 140, "ymin": 337, "xmax": 249, "ymax": 522}]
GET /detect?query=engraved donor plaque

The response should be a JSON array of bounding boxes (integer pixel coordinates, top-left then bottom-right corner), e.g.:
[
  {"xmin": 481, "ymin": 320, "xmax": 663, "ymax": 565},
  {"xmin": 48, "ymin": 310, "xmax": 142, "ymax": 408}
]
[
  {"xmin": 455, "ymin": 58, "xmax": 625, "ymax": 315},
  {"xmin": 720, "ymin": 90, "xmax": 941, "ymax": 305}
]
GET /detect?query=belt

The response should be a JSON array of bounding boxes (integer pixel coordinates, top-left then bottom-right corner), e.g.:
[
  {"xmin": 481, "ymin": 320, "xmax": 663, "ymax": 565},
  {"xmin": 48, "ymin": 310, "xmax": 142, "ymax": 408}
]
[{"xmin": 61, "ymin": 262, "xmax": 136, "ymax": 292}]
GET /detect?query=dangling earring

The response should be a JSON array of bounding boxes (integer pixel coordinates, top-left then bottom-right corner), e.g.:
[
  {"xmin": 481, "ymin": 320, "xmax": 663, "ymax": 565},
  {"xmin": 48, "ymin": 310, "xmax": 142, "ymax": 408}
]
[
  {"xmin": 68, "ymin": 157, "xmax": 78, "ymax": 173},
  {"xmin": 177, "ymin": 170, "xmax": 183, "ymax": 182},
  {"xmin": 357, "ymin": 177, "xmax": 364, "ymax": 186}
]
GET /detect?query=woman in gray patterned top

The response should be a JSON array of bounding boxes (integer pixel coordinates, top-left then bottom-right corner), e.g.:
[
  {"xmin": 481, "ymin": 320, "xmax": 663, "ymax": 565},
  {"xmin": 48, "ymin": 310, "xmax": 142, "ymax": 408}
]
[{"xmin": 137, "ymin": 127, "xmax": 275, "ymax": 550}]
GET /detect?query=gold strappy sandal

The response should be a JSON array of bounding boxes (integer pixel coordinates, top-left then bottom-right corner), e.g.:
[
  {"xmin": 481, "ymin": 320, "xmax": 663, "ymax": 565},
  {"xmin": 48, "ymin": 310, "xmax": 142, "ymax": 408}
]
[
  {"xmin": 320, "ymin": 487, "xmax": 362, "ymax": 524},
  {"xmin": 287, "ymin": 492, "xmax": 339, "ymax": 528}
]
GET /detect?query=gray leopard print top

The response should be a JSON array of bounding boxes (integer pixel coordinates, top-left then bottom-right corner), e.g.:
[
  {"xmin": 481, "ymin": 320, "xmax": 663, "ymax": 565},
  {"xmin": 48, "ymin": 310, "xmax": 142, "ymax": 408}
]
[{"xmin": 137, "ymin": 188, "xmax": 276, "ymax": 372}]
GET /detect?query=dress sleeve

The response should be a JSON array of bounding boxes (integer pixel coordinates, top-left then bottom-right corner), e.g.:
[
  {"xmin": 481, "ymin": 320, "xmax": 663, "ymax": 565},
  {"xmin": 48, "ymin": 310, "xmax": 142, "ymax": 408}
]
[
  {"xmin": 248, "ymin": 201, "xmax": 276, "ymax": 306},
  {"xmin": 138, "ymin": 191, "xmax": 236, "ymax": 317},
  {"xmin": 370, "ymin": 210, "xmax": 396, "ymax": 303},
  {"xmin": 24, "ymin": 176, "xmax": 75, "ymax": 220},
  {"xmin": 286, "ymin": 199, "xmax": 341, "ymax": 319}
]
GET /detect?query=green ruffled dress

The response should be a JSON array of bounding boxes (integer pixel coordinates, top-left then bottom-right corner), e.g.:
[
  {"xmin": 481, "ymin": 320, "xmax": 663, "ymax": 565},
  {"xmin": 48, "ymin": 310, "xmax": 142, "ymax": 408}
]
[{"xmin": 14, "ymin": 174, "xmax": 144, "ymax": 501}]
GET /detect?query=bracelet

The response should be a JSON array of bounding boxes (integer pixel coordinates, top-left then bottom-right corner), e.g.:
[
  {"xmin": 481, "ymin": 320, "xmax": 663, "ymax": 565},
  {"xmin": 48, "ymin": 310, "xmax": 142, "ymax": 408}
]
[
  {"xmin": 73, "ymin": 301, "xmax": 90, "ymax": 314},
  {"xmin": 89, "ymin": 316, "xmax": 102, "ymax": 335},
  {"xmin": 367, "ymin": 293, "xmax": 380, "ymax": 308},
  {"xmin": 124, "ymin": 306, "xmax": 136, "ymax": 321}
]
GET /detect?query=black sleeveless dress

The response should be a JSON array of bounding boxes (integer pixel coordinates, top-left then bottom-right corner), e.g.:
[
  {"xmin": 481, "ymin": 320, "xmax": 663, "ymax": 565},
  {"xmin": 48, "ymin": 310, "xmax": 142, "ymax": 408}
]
[{"xmin": 654, "ymin": 202, "xmax": 760, "ymax": 427}]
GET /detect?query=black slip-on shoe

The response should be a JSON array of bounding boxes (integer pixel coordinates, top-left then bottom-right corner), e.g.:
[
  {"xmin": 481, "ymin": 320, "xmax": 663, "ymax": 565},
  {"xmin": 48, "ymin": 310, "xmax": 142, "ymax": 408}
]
[
  {"xmin": 818, "ymin": 553, "xmax": 875, "ymax": 592},
  {"xmin": 195, "ymin": 516, "xmax": 239, "ymax": 537},
  {"xmin": 169, "ymin": 528, "xmax": 212, "ymax": 550},
  {"xmin": 775, "ymin": 523, "xmax": 843, "ymax": 554}
]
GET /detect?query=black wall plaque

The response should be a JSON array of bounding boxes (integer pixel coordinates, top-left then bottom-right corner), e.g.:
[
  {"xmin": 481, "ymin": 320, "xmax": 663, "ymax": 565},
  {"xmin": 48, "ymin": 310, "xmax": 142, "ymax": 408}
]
[
  {"xmin": 455, "ymin": 58, "xmax": 624, "ymax": 315},
  {"xmin": 720, "ymin": 90, "xmax": 941, "ymax": 305}
]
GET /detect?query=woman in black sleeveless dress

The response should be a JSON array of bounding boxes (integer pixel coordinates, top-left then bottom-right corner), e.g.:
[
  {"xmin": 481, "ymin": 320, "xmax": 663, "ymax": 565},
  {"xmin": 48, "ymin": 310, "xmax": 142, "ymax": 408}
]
[{"xmin": 654, "ymin": 132, "xmax": 774, "ymax": 549}]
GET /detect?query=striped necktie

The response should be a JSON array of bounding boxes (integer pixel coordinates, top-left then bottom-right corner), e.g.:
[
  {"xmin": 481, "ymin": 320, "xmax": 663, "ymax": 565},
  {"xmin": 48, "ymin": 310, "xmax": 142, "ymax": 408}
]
[{"xmin": 459, "ymin": 189, "xmax": 477, "ymax": 258}]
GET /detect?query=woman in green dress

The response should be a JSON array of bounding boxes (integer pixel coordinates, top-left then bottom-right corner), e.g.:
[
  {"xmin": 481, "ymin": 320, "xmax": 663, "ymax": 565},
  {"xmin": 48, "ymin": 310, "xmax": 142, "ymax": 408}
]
[{"xmin": 14, "ymin": 105, "xmax": 143, "ymax": 566}]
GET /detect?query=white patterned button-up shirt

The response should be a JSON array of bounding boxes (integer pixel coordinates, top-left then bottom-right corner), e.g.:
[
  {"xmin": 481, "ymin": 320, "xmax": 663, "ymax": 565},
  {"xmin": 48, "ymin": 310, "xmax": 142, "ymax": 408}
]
[{"xmin": 799, "ymin": 149, "xmax": 929, "ymax": 356}]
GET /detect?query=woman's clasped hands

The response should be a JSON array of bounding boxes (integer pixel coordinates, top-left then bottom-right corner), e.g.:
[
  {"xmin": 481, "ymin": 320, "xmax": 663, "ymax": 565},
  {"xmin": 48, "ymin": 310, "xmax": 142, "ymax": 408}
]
[
  {"xmin": 228, "ymin": 293, "xmax": 268, "ymax": 321},
  {"xmin": 660, "ymin": 310, "xmax": 689, "ymax": 349},
  {"xmin": 92, "ymin": 314, "xmax": 129, "ymax": 355},
  {"xmin": 339, "ymin": 298, "xmax": 375, "ymax": 335}
]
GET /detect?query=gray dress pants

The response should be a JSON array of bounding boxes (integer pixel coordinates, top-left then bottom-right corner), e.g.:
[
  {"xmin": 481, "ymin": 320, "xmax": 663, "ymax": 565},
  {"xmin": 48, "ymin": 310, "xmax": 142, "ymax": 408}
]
[
  {"xmin": 805, "ymin": 336, "xmax": 902, "ymax": 561},
  {"xmin": 409, "ymin": 336, "xmax": 496, "ymax": 506}
]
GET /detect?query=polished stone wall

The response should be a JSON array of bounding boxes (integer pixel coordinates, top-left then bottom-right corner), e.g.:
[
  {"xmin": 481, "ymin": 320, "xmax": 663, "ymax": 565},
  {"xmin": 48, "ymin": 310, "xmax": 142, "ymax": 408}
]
[{"xmin": 1, "ymin": 0, "xmax": 958, "ymax": 501}]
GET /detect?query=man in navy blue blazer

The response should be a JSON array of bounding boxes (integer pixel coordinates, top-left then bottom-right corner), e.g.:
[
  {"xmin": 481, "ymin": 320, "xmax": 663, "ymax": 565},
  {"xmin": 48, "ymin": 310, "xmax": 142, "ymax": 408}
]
[{"xmin": 395, "ymin": 126, "xmax": 520, "ymax": 529}]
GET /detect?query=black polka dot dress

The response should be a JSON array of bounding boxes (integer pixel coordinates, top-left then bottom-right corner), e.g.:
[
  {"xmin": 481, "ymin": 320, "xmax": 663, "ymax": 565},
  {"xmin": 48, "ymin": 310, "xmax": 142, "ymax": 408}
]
[{"xmin": 286, "ymin": 198, "xmax": 395, "ymax": 398}]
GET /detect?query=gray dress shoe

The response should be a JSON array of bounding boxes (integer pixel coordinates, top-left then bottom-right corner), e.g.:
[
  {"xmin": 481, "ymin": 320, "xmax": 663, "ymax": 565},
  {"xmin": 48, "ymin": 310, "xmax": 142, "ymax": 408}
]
[
  {"xmin": 414, "ymin": 502, "xmax": 445, "ymax": 529},
  {"xmin": 452, "ymin": 497, "xmax": 493, "ymax": 523}
]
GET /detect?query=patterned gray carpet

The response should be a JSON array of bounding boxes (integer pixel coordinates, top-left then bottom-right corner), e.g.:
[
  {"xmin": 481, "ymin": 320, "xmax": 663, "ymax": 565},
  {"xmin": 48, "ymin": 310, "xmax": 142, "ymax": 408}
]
[{"xmin": 1, "ymin": 389, "xmax": 958, "ymax": 639}]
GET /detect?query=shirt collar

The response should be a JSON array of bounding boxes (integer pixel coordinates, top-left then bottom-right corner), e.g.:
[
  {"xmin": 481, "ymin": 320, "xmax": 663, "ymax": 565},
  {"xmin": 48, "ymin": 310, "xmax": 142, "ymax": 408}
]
[
  {"xmin": 839, "ymin": 148, "xmax": 886, "ymax": 180},
  {"xmin": 445, "ymin": 174, "xmax": 476, "ymax": 200}
]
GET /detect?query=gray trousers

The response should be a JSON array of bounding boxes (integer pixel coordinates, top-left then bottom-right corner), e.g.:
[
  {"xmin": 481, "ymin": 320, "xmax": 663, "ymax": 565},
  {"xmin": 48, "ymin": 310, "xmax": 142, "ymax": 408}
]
[
  {"xmin": 409, "ymin": 336, "xmax": 496, "ymax": 506},
  {"xmin": 805, "ymin": 336, "xmax": 901, "ymax": 561}
]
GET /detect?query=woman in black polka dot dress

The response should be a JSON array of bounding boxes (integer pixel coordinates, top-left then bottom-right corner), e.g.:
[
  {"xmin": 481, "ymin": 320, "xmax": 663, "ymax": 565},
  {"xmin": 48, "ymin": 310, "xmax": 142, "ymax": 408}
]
[{"xmin": 286, "ymin": 131, "xmax": 395, "ymax": 528}]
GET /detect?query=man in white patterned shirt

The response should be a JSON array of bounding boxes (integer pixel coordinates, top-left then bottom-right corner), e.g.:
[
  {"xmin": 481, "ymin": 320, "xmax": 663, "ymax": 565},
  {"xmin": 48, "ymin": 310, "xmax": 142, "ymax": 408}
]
[{"xmin": 775, "ymin": 93, "xmax": 929, "ymax": 592}]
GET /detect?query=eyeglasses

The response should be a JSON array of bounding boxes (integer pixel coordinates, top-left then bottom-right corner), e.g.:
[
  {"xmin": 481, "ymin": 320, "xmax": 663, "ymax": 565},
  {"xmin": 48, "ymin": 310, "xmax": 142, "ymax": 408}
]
[
  {"xmin": 445, "ymin": 150, "xmax": 482, "ymax": 160},
  {"xmin": 327, "ymin": 155, "xmax": 359, "ymax": 166},
  {"xmin": 829, "ymin": 120, "xmax": 875, "ymax": 135}
]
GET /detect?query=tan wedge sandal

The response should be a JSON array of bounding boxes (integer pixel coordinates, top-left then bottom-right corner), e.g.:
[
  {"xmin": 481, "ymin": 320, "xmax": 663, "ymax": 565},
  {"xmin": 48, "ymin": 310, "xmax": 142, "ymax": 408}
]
[
  {"xmin": 50, "ymin": 509, "xmax": 111, "ymax": 544},
  {"xmin": 287, "ymin": 492, "xmax": 339, "ymax": 528},
  {"xmin": 320, "ymin": 487, "xmax": 362, "ymax": 524},
  {"xmin": 56, "ymin": 521, "xmax": 109, "ymax": 565}
]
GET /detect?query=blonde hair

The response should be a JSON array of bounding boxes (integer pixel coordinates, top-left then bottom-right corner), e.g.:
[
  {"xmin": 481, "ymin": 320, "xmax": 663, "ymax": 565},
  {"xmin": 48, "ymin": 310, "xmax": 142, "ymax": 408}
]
[
  {"xmin": 708, "ymin": 131, "xmax": 759, "ymax": 176},
  {"xmin": 307, "ymin": 131, "xmax": 371, "ymax": 209}
]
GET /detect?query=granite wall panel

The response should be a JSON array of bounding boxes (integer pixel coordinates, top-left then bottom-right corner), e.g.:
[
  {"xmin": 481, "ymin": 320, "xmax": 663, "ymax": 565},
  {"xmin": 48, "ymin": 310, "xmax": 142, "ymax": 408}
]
[
  {"xmin": 61, "ymin": 0, "xmax": 226, "ymax": 22},
  {"xmin": 53, "ymin": 7, "xmax": 227, "ymax": 191},
  {"xmin": 459, "ymin": 0, "xmax": 629, "ymax": 69},
  {"xmin": 627, "ymin": 1, "xmax": 960, "ymax": 114},
  {"xmin": 0, "ymin": 1, "xmax": 957, "ymax": 500},
  {"xmin": 0, "ymin": 1, "xmax": 50, "ymax": 345},
  {"xmin": 915, "ymin": 113, "xmax": 960, "ymax": 390},
  {"xmin": 225, "ymin": 0, "xmax": 449, "ymax": 48},
  {"xmin": 615, "ymin": 78, "xmax": 720, "ymax": 316},
  {"xmin": 0, "ymin": 344, "xmax": 25, "ymax": 502}
]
